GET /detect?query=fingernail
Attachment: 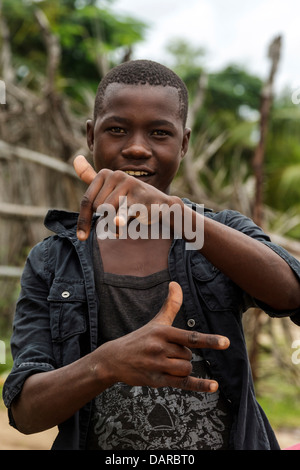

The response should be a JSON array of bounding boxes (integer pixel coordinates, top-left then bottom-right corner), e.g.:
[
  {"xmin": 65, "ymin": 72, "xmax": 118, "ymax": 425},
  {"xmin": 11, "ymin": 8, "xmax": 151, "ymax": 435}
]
[
  {"xmin": 77, "ymin": 230, "xmax": 86, "ymax": 240},
  {"xmin": 219, "ymin": 338, "xmax": 229, "ymax": 348},
  {"xmin": 210, "ymin": 382, "xmax": 218, "ymax": 392}
]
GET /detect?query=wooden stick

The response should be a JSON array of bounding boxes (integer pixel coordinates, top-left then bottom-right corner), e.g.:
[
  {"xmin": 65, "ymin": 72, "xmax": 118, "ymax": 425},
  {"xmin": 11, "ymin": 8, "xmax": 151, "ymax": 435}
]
[
  {"xmin": 0, "ymin": 201, "xmax": 51, "ymax": 219},
  {"xmin": 0, "ymin": 265, "xmax": 23, "ymax": 278},
  {"xmin": 0, "ymin": 139, "xmax": 77, "ymax": 177},
  {"xmin": 252, "ymin": 36, "xmax": 282, "ymax": 226}
]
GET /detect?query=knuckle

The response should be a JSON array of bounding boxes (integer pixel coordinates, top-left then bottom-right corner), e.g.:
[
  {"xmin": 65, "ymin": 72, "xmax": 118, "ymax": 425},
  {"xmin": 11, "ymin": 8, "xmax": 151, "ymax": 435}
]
[
  {"xmin": 148, "ymin": 324, "xmax": 164, "ymax": 337},
  {"xmin": 180, "ymin": 376, "xmax": 191, "ymax": 389},
  {"xmin": 80, "ymin": 195, "xmax": 92, "ymax": 209},
  {"xmin": 196, "ymin": 378, "xmax": 208, "ymax": 391},
  {"xmin": 99, "ymin": 168, "xmax": 112, "ymax": 177},
  {"xmin": 114, "ymin": 169, "xmax": 125, "ymax": 179},
  {"xmin": 77, "ymin": 216, "xmax": 89, "ymax": 228},
  {"xmin": 143, "ymin": 332, "xmax": 165, "ymax": 356},
  {"xmin": 187, "ymin": 331, "xmax": 200, "ymax": 345},
  {"xmin": 148, "ymin": 341, "xmax": 164, "ymax": 356},
  {"xmin": 181, "ymin": 361, "xmax": 193, "ymax": 377}
]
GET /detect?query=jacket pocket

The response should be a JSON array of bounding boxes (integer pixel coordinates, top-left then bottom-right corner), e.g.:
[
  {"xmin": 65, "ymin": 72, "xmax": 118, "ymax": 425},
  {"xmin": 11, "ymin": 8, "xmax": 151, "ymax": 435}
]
[
  {"xmin": 190, "ymin": 253, "xmax": 237, "ymax": 311},
  {"xmin": 47, "ymin": 278, "xmax": 87, "ymax": 343}
]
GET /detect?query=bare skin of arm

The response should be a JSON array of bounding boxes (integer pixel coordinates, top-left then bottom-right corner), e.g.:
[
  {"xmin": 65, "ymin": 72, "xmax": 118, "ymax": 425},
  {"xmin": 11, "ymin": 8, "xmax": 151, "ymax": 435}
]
[
  {"xmin": 181, "ymin": 203, "xmax": 300, "ymax": 310},
  {"xmin": 11, "ymin": 282, "xmax": 229, "ymax": 434}
]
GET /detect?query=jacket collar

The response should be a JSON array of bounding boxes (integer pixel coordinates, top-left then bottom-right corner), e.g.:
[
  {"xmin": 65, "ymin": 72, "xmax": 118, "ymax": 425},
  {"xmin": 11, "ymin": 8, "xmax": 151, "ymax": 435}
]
[
  {"xmin": 44, "ymin": 209, "xmax": 98, "ymax": 238},
  {"xmin": 44, "ymin": 210, "xmax": 79, "ymax": 237}
]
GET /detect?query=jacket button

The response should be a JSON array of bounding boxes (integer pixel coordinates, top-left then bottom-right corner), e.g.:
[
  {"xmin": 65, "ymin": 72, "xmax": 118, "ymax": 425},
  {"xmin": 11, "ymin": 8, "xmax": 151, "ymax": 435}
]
[
  {"xmin": 61, "ymin": 291, "xmax": 70, "ymax": 298},
  {"xmin": 187, "ymin": 319, "xmax": 195, "ymax": 328}
]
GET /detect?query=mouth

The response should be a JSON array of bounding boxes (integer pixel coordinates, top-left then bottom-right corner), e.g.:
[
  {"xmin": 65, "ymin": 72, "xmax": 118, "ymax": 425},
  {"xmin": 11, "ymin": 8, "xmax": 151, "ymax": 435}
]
[
  {"xmin": 123, "ymin": 170, "xmax": 151, "ymax": 177},
  {"xmin": 121, "ymin": 168, "xmax": 155, "ymax": 179}
]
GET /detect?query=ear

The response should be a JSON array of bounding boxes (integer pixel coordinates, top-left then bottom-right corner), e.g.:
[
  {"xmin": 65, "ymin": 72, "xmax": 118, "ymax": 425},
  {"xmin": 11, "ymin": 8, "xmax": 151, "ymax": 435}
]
[
  {"xmin": 86, "ymin": 119, "xmax": 94, "ymax": 152},
  {"xmin": 181, "ymin": 127, "xmax": 191, "ymax": 158}
]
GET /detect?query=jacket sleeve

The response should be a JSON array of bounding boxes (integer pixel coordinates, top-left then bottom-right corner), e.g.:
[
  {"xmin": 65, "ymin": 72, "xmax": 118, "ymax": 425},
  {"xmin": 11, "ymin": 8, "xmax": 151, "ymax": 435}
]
[
  {"xmin": 2, "ymin": 240, "xmax": 56, "ymax": 425},
  {"xmin": 223, "ymin": 210, "xmax": 300, "ymax": 326}
]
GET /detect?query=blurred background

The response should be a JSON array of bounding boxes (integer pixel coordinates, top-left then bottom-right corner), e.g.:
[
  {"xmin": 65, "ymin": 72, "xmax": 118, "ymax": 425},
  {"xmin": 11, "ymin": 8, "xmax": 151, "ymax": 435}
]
[{"xmin": 0, "ymin": 0, "xmax": 299, "ymax": 449}]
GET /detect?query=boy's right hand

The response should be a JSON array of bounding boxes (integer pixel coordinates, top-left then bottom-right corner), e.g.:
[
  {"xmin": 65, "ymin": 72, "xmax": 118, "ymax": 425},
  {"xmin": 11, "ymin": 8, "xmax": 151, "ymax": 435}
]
[
  {"xmin": 97, "ymin": 281, "xmax": 230, "ymax": 393},
  {"xmin": 73, "ymin": 155, "xmax": 182, "ymax": 241}
]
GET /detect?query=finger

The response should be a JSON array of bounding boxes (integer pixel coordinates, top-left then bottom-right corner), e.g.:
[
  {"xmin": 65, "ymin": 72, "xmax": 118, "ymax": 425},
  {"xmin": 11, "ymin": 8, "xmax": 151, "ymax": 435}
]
[
  {"xmin": 165, "ymin": 375, "xmax": 219, "ymax": 393},
  {"xmin": 128, "ymin": 204, "xmax": 151, "ymax": 226},
  {"xmin": 73, "ymin": 155, "xmax": 97, "ymax": 184},
  {"xmin": 170, "ymin": 329, "xmax": 230, "ymax": 351},
  {"xmin": 114, "ymin": 195, "xmax": 128, "ymax": 228},
  {"xmin": 77, "ymin": 171, "xmax": 106, "ymax": 240},
  {"xmin": 167, "ymin": 344, "xmax": 193, "ymax": 361},
  {"xmin": 152, "ymin": 282, "xmax": 183, "ymax": 326}
]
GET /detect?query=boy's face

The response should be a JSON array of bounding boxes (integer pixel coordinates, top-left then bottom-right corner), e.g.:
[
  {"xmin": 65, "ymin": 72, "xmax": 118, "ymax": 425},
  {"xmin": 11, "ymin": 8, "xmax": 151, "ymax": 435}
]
[{"xmin": 87, "ymin": 83, "xmax": 190, "ymax": 194}]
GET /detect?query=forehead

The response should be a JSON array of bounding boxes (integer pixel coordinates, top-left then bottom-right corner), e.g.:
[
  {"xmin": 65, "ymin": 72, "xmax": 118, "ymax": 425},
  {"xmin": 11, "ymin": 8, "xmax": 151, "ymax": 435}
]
[{"xmin": 100, "ymin": 83, "xmax": 182, "ymax": 123}]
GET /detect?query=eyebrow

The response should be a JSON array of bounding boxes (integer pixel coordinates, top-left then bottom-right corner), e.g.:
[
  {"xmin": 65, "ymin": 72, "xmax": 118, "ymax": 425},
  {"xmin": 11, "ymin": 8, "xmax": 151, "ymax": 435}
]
[
  {"xmin": 102, "ymin": 116, "xmax": 130, "ymax": 125},
  {"xmin": 150, "ymin": 119, "xmax": 177, "ymax": 130},
  {"xmin": 102, "ymin": 116, "xmax": 177, "ymax": 130}
]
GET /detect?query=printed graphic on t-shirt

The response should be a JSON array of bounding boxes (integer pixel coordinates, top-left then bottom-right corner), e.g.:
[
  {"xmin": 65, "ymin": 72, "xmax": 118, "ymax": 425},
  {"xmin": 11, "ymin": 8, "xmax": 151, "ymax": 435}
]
[{"xmin": 88, "ymin": 352, "xmax": 231, "ymax": 450}]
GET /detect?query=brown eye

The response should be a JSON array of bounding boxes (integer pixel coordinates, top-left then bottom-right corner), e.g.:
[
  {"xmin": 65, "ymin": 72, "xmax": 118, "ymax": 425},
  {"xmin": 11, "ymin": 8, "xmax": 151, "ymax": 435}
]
[
  {"xmin": 152, "ymin": 129, "xmax": 169, "ymax": 136},
  {"xmin": 109, "ymin": 127, "xmax": 126, "ymax": 134}
]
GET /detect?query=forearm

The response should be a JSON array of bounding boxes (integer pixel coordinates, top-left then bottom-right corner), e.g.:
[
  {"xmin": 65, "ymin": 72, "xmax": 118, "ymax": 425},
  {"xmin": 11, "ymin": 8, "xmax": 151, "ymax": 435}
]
[
  {"xmin": 201, "ymin": 215, "xmax": 300, "ymax": 309},
  {"xmin": 173, "ymin": 198, "xmax": 300, "ymax": 310},
  {"xmin": 11, "ymin": 345, "xmax": 114, "ymax": 434}
]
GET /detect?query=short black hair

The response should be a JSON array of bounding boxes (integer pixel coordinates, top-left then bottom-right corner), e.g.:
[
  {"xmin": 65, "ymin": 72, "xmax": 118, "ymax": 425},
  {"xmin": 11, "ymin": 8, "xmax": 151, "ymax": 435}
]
[{"xmin": 93, "ymin": 60, "xmax": 189, "ymax": 126}]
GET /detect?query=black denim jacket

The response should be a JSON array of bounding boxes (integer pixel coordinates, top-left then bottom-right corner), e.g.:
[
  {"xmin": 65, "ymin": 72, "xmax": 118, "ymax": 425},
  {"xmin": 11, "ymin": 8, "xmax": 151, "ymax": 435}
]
[{"xmin": 3, "ymin": 201, "xmax": 300, "ymax": 449}]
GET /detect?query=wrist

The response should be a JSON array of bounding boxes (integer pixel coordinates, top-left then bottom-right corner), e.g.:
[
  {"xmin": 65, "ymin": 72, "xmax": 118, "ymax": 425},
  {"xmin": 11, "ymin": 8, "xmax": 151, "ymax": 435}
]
[
  {"xmin": 167, "ymin": 198, "xmax": 205, "ymax": 250},
  {"xmin": 164, "ymin": 196, "xmax": 185, "ymax": 235},
  {"xmin": 166, "ymin": 194, "xmax": 184, "ymax": 208},
  {"xmin": 90, "ymin": 342, "xmax": 117, "ymax": 391}
]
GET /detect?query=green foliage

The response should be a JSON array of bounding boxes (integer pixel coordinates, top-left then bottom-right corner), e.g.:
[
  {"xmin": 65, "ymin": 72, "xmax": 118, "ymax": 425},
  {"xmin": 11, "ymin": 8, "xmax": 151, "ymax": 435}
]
[
  {"xmin": 166, "ymin": 39, "xmax": 205, "ymax": 98},
  {"xmin": 167, "ymin": 39, "xmax": 300, "ymax": 238},
  {"xmin": 257, "ymin": 372, "xmax": 300, "ymax": 429},
  {"xmin": 2, "ymin": 2, "xmax": 300, "ymax": 230},
  {"xmin": 166, "ymin": 40, "xmax": 263, "ymax": 199},
  {"xmin": 2, "ymin": 0, "xmax": 147, "ymax": 96},
  {"xmin": 264, "ymin": 93, "xmax": 300, "ymax": 222},
  {"xmin": 207, "ymin": 66, "xmax": 262, "ymax": 114}
]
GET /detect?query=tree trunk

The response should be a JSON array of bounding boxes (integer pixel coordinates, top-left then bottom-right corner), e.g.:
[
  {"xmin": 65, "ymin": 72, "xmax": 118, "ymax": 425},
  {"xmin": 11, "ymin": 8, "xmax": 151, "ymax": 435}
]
[{"xmin": 249, "ymin": 36, "xmax": 282, "ymax": 382}]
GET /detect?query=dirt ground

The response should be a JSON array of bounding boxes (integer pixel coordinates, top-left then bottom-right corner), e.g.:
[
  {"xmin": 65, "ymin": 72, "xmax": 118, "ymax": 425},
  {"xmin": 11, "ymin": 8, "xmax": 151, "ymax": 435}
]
[
  {"xmin": 0, "ymin": 408, "xmax": 57, "ymax": 450},
  {"xmin": 0, "ymin": 408, "xmax": 299, "ymax": 450}
]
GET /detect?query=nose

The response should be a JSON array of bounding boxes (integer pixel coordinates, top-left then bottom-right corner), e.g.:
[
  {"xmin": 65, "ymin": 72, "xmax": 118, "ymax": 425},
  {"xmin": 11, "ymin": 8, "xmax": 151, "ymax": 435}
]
[{"xmin": 121, "ymin": 135, "xmax": 152, "ymax": 159}]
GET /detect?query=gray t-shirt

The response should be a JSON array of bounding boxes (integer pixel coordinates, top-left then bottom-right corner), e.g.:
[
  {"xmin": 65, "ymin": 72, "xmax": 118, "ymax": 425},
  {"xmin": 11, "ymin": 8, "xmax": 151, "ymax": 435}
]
[{"xmin": 87, "ymin": 235, "xmax": 232, "ymax": 450}]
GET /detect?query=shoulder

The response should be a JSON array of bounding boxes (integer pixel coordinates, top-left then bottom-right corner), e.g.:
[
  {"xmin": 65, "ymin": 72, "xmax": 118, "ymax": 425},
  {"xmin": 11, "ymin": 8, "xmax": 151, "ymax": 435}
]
[{"xmin": 25, "ymin": 210, "xmax": 92, "ymax": 278}]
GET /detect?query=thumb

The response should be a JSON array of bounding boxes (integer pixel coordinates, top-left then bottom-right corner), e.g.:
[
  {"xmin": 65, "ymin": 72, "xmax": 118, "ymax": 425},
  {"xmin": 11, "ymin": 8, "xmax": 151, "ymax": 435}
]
[
  {"xmin": 153, "ymin": 281, "xmax": 183, "ymax": 326},
  {"xmin": 73, "ymin": 154, "xmax": 97, "ymax": 184}
]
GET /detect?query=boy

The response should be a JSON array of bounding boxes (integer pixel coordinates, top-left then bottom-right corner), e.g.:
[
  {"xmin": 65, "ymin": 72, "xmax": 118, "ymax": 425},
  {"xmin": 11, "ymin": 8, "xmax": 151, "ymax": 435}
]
[{"xmin": 3, "ymin": 60, "xmax": 300, "ymax": 450}]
